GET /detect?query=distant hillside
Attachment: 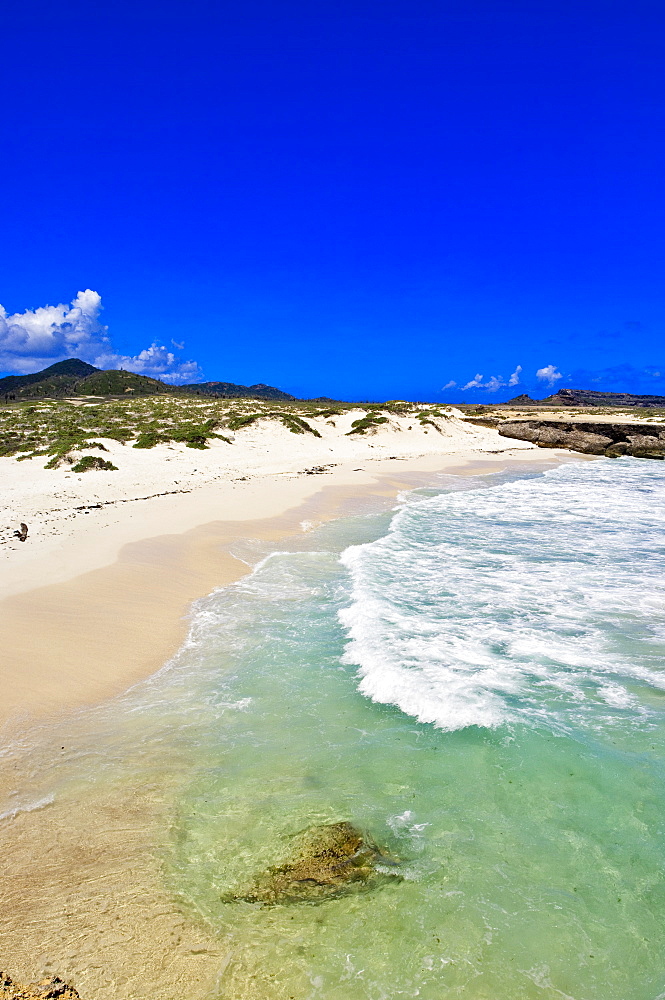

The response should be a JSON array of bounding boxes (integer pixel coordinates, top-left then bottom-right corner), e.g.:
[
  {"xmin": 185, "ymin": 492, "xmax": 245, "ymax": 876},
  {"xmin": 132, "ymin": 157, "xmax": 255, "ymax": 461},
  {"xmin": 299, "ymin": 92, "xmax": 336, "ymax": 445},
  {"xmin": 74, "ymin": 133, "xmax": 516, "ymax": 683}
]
[
  {"xmin": 500, "ymin": 393, "xmax": 537, "ymax": 405},
  {"xmin": 179, "ymin": 380, "xmax": 296, "ymax": 400},
  {"xmin": 544, "ymin": 388, "xmax": 665, "ymax": 407},
  {"xmin": 500, "ymin": 388, "xmax": 665, "ymax": 408},
  {"xmin": 0, "ymin": 359, "xmax": 296, "ymax": 401},
  {"xmin": 78, "ymin": 370, "xmax": 171, "ymax": 396},
  {"xmin": 0, "ymin": 359, "xmax": 98, "ymax": 397}
]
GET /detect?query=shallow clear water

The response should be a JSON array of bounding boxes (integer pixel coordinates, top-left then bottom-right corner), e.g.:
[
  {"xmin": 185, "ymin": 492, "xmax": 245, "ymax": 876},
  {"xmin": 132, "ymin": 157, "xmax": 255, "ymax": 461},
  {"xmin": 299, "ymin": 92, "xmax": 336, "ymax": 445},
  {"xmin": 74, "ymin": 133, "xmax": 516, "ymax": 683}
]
[{"xmin": 6, "ymin": 459, "xmax": 665, "ymax": 999}]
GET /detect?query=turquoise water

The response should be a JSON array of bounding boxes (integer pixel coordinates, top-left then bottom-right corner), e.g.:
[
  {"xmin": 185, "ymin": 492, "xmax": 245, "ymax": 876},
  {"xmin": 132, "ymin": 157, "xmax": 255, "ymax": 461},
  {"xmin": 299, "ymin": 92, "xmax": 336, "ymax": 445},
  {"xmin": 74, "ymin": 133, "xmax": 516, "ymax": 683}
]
[{"xmin": 9, "ymin": 459, "xmax": 665, "ymax": 999}]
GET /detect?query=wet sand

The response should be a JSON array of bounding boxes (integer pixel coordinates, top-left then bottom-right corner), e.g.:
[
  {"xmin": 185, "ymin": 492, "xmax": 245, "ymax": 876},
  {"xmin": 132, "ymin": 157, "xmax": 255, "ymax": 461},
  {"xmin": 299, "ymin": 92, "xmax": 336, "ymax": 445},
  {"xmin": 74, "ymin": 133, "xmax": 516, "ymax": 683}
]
[
  {"xmin": 0, "ymin": 451, "xmax": 566, "ymax": 734},
  {"xmin": 0, "ymin": 450, "xmax": 579, "ymax": 999}
]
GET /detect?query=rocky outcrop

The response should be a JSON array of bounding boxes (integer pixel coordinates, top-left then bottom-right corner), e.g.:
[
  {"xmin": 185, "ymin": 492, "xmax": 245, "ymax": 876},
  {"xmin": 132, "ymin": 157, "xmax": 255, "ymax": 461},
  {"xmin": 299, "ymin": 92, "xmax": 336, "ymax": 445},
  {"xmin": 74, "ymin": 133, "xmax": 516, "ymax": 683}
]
[
  {"xmin": 545, "ymin": 388, "xmax": 665, "ymax": 408},
  {"xmin": 225, "ymin": 821, "xmax": 401, "ymax": 905},
  {"xmin": 498, "ymin": 388, "xmax": 665, "ymax": 408},
  {"xmin": 0, "ymin": 972, "xmax": 80, "ymax": 999},
  {"xmin": 498, "ymin": 389, "xmax": 665, "ymax": 409},
  {"xmin": 500, "ymin": 393, "xmax": 538, "ymax": 405},
  {"xmin": 498, "ymin": 420, "xmax": 665, "ymax": 458}
]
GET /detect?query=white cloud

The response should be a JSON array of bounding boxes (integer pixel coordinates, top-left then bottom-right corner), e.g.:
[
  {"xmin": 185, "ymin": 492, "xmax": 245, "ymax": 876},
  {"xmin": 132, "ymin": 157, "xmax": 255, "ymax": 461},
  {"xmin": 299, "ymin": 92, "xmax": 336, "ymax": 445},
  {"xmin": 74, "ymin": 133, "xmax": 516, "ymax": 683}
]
[
  {"xmin": 536, "ymin": 364, "xmax": 562, "ymax": 385},
  {"xmin": 442, "ymin": 380, "xmax": 457, "ymax": 390},
  {"xmin": 0, "ymin": 290, "xmax": 106, "ymax": 371},
  {"xmin": 93, "ymin": 343, "xmax": 202, "ymax": 383},
  {"xmin": 0, "ymin": 290, "xmax": 202, "ymax": 384},
  {"xmin": 508, "ymin": 365, "xmax": 522, "ymax": 386},
  {"xmin": 462, "ymin": 373, "xmax": 505, "ymax": 392}
]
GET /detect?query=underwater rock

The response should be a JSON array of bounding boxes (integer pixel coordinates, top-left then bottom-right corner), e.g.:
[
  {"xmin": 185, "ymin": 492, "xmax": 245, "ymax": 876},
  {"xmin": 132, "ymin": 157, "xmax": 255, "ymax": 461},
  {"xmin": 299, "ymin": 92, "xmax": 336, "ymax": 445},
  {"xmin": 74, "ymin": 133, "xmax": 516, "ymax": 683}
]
[
  {"xmin": 0, "ymin": 972, "xmax": 80, "ymax": 999},
  {"xmin": 226, "ymin": 820, "xmax": 401, "ymax": 905}
]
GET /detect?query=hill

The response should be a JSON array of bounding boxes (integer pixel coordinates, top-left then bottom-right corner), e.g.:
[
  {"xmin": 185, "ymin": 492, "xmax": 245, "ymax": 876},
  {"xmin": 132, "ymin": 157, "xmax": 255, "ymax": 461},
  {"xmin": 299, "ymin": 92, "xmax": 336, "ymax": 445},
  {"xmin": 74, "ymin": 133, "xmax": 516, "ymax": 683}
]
[
  {"xmin": 77, "ymin": 370, "xmax": 171, "ymax": 396},
  {"xmin": 179, "ymin": 380, "xmax": 295, "ymax": 400},
  {"xmin": 499, "ymin": 393, "xmax": 537, "ymax": 405},
  {"xmin": 0, "ymin": 359, "xmax": 295, "ymax": 401},
  {"xmin": 0, "ymin": 359, "xmax": 98, "ymax": 398},
  {"xmin": 499, "ymin": 388, "xmax": 665, "ymax": 408},
  {"xmin": 543, "ymin": 388, "xmax": 665, "ymax": 407}
]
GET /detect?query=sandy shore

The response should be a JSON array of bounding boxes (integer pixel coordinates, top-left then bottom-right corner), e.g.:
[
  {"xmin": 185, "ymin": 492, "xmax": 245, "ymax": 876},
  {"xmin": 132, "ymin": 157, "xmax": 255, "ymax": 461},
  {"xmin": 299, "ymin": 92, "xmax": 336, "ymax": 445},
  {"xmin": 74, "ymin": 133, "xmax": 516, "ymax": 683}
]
[
  {"xmin": 1, "ymin": 405, "xmax": 521, "ymax": 593},
  {"xmin": 2, "ymin": 450, "xmax": 571, "ymax": 731},
  {"xmin": 0, "ymin": 425, "xmax": 582, "ymax": 1000},
  {"xmin": 1, "ymin": 408, "xmax": 565, "ymax": 732}
]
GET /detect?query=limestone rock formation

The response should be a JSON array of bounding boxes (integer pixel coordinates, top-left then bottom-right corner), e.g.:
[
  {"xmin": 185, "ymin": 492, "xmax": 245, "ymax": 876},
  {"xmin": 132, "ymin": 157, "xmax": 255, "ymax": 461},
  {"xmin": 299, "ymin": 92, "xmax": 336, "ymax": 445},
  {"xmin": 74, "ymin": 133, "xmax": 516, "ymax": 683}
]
[
  {"xmin": 544, "ymin": 388, "xmax": 665, "ymax": 408},
  {"xmin": 498, "ymin": 420, "xmax": 665, "ymax": 459},
  {"xmin": 500, "ymin": 393, "xmax": 538, "ymax": 405},
  {"xmin": 226, "ymin": 821, "xmax": 401, "ymax": 905},
  {"xmin": 0, "ymin": 972, "xmax": 80, "ymax": 999}
]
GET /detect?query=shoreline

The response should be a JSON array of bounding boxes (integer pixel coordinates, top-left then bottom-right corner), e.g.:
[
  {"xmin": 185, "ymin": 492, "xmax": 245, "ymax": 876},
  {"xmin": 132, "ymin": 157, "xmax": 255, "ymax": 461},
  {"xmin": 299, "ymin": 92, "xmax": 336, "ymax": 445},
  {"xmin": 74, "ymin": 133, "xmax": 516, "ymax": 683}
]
[
  {"xmin": 0, "ymin": 447, "xmax": 577, "ymax": 735},
  {"xmin": 0, "ymin": 445, "xmax": 592, "ymax": 1000}
]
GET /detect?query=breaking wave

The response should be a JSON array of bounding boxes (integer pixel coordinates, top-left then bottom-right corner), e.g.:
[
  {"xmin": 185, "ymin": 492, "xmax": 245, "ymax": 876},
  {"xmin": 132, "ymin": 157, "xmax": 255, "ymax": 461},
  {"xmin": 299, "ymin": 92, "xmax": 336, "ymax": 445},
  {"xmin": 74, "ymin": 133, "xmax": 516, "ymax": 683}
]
[{"xmin": 339, "ymin": 459, "xmax": 665, "ymax": 731}]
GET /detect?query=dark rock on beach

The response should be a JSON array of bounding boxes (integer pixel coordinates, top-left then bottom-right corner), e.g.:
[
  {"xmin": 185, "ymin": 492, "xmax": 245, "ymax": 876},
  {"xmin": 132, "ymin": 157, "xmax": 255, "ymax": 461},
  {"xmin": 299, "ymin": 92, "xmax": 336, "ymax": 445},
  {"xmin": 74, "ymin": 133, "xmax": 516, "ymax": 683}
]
[
  {"xmin": 13, "ymin": 522, "xmax": 28, "ymax": 542},
  {"xmin": 225, "ymin": 821, "xmax": 401, "ymax": 905},
  {"xmin": 498, "ymin": 420, "xmax": 665, "ymax": 459},
  {"xmin": 0, "ymin": 972, "xmax": 81, "ymax": 999}
]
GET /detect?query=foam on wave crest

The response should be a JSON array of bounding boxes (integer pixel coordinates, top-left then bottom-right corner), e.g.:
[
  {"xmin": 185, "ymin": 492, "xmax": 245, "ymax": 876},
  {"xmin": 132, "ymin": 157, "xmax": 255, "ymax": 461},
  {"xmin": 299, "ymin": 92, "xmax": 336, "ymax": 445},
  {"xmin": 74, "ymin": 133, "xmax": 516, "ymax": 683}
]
[{"xmin": 339, "ymin": 460, "xmax": 665, "ymax": 731}]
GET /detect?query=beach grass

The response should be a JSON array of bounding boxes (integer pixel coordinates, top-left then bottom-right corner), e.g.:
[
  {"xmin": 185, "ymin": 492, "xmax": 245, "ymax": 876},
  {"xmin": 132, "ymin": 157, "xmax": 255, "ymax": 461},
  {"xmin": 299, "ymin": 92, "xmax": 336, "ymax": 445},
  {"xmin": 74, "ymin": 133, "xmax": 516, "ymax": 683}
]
[{"xmin": 0, "ymin": 396, "xmax": 455, "ymax": 467}]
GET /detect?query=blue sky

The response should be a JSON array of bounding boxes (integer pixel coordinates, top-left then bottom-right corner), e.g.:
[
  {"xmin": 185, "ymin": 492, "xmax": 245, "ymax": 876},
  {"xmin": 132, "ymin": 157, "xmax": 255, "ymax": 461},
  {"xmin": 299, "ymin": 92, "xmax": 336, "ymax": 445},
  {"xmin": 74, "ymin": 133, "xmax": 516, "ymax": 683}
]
[{"xmin": 1, "ymin": 0, "xmax": 663, "ymax": 401}]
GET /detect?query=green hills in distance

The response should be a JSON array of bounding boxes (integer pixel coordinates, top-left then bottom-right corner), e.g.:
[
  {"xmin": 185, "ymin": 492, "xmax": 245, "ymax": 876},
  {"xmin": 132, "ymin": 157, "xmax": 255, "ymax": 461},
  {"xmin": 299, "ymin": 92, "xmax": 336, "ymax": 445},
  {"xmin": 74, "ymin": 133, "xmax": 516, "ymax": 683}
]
[
  {"xmin": 2, "ymin": 359, "xmax": 665, "ymax": 407},
  {"xmin": 0, "ymin": 359, "xmax": 297, "ymax": 401}
]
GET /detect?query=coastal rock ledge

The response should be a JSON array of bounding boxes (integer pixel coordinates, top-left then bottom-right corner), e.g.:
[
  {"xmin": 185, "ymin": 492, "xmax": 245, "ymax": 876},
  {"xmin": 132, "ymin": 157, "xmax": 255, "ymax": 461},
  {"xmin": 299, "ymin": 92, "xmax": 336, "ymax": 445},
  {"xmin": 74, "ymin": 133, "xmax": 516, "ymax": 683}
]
[
  {"xmin": 498, "ymin": 420, "xmax": 665, "ymax": 459},
  {"xmin": 226, "ymin": 820, "xmax": 401, "ymax": 905},
  {"xmin": 0, "ymin": 973, "xmax": 80, "ymax": 999}
]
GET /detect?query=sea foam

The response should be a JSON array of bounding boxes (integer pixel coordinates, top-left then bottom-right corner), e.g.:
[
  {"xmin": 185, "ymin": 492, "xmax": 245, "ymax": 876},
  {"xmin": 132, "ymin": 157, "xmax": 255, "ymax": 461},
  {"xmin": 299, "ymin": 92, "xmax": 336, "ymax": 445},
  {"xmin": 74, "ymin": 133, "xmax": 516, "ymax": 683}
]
[{"xmin": 339, "ymin": 459, "xmax": 665, "ymax": 731}]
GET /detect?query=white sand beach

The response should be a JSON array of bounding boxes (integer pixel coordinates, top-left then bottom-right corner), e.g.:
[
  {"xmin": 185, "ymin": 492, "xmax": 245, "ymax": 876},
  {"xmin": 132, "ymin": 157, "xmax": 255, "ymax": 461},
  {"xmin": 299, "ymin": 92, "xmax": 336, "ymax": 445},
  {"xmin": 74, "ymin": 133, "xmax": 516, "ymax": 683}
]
[
  {"xmin": 0, "ymin": 406, "xmax": 593, "ymax": 1000},
  {"xmin": 0, "ymin": 407, "xmax": 562, "ymax": 731}
]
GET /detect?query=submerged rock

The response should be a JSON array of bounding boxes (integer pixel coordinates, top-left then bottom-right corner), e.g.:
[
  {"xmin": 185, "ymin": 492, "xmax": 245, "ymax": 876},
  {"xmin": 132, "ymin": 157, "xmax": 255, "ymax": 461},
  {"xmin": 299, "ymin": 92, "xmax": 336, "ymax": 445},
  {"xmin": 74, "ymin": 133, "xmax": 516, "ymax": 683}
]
[
  {"xmin": 226, "ymin": 821, "xmax": 401, "ymax": 905},
  {"xmin": 0, "ymin": 972, "xmax": 80, "ymax": 999}
]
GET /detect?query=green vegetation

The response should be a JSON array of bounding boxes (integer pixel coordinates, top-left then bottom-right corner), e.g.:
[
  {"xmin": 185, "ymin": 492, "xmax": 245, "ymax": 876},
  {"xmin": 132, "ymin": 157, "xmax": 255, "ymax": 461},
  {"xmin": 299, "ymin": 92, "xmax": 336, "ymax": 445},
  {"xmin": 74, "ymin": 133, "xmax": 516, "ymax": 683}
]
[
  {"xmin": 170, "ymin": 420, "xmax": 224, "ymax": 449},
  {"xmin": 133, "ymin": 430, "xmax": 161, "ymax": 449},
  {"xmin": 0, "ymin": 358, "xmax": 298, "ymax": 402},
  {"xmin": 71, "ymin": 455, "xmax": 118, "ymax": 472},
  {"xmin": 226, "ymin": 411, "xmax": 321, "ymax": 436},
  {"xmin": 278, "ymin": 413, "xmax": 321, "ymax": 437},
  {"xmin": 227, "ymin": 412, "xmax": 263, "ymax": 431},
  {"xmin": 0, "ymin": 395, "xmax": 457, "ymax": 468},
  {"xmin": 0, "ymin": 361, "xmax": 168, "ymax": 400},
  {"xmin": 0, "ymin": 396, "xmax": 341, "ymax": 466},
  {"xmin": 380, "ymin": 401, "xmax": 414, "ymax": 414},
  {"xmin": 313, "ymin": 408, "xmax": 344, "ymax": 418},
  {"xmin": 347, "ymin": 414, "xmax": 389, "ymax": 435},
  {"xmin": 77, "ymin": 370, "xmax": 169, "ymax": 396},
  {"xmin": 416, "ymin": 410, "xmax": 443, "ymax": 431},
  {"xmin": 133, "ymin": 418, "xmax": 231, "ymax": 449}
]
